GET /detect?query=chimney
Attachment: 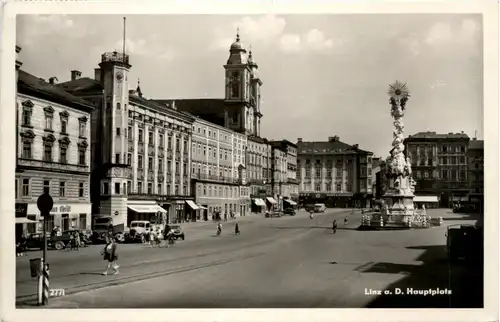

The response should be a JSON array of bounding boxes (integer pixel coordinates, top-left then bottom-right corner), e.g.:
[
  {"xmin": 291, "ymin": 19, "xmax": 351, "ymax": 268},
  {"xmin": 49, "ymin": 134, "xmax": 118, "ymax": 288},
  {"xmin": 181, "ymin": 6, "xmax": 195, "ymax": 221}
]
[
  {"xmin": 297, "ymin": 138, "xmax": 303, "ymax": 142},
  {"xmin": 71, "ymin": 70, "xmax": 82, "ymax": 81},
  {"xmin": 171, "ymin": 101, "xmax": 177, "ymax": 110},
  {"xmin": 15, "ymin": 46, "xmax": 23, "ymax": 70},
  {"xmin": 328, "ymin": 135, "xmax": 339, "ymax": 142},
  {"xmin": 353, "ymin": 144, "xmax": 359, "ymax": 149},
  {"xmin": 48, "ymin": 77, "xmax": 58, "ymax": 85},
  {"xmin": 94, "ymin": 68, "xmax": 101, "ymax": 81}
]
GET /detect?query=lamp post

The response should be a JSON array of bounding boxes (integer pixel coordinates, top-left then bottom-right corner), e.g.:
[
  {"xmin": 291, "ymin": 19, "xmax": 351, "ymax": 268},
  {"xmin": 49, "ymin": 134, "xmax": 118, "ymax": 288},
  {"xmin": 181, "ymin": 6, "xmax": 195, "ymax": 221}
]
[{"xmin": 36, "ymin": 192, "xmax": 53, "ymax": 305}]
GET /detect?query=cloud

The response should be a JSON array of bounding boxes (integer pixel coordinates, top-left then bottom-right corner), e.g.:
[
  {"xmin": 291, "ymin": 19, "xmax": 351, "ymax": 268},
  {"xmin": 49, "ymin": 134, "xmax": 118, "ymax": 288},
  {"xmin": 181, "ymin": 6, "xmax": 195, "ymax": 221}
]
[
  {"xmin": 19, "ymin": 15, "xmax": 77, "ymax": 45},
  {"xmin": 211, "ymin": 15, "xmax": 337, "ymax": 54},
  {"xmin": 429, "ymin": 80, "xmax": 447, "ymax": 89},
  {"xmin": 111, "ymin": 36, "xmax": 176, "ymax": 61},
  {"xmin": 211, "ymin": 14, "xmax": 286, "ymax": 50}
]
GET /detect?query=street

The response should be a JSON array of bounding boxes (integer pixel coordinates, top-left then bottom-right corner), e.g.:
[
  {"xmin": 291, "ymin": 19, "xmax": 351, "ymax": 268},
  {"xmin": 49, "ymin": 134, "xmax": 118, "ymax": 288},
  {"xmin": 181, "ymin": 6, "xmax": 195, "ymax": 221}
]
[{"xmin": 16, "ymin": 208, "xmax": 482, "ymax": 308}]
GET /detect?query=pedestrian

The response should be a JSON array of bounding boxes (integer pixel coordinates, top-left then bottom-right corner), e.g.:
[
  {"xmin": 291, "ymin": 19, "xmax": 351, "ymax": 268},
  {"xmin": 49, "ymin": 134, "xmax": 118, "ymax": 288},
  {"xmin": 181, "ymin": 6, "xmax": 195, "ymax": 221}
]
[
  {"xmin": 332, "ymin": 220, "xmax": 337, "ymax": 234},
  {"xmin": 235, "ymin": 223, "xmax": 240, "ymax": 235},
  {"xmin": 224, "ymin": 212, "xmax": 228, "ymax": 222},
  {"xmin": 344, "ymin": 216, "xmax": 348, "ymax": 226},
  {"xmin": 69, "ymin": 232, "xmax": 75, "ymax": 251},
  {"xmin": 75, "ymin": 232, "xmax": 81, "ymax": 251},
  {"xmin": 216, "ymin": 222, "xmax": 222, "ymax": 236},
  {"xmin": 101, "ymin": 237, "xmax": 119, "ymax": 275},
  {"xmin": 149, "ymin": 230, "xmax": 155, "ymax": 247}
]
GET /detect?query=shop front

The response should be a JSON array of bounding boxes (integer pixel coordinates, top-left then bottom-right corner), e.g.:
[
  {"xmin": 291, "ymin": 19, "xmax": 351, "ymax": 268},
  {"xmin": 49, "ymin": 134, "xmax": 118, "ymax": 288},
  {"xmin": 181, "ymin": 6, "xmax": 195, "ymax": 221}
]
[
  {"xmin": 186, "ymin": 200, "xmax": 207, "ymax": 222},
  {"xmin": 283, "ymin": 198, "xmax": 298, "ymax": 210},
  {"xmin": 266, "ymin": 197, "xmax": 278, "ymax": 211},
  {"xmin": 26, "ymin": 202, "xmax": 92, "ymax": 233},
  {"xmin": 127, "ymin": 200, "xmax": 168, "ymax": 227},
  {"xmin": 251, "ymin": 197, "xmax": 266, "ymax": 213}
]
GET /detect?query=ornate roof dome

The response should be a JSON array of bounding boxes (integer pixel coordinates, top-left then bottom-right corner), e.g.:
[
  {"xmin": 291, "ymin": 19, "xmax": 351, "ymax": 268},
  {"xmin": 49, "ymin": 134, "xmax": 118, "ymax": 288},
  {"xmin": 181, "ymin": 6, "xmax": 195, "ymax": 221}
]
[
  {"xmin": 230, "ymin": 29, "xmax": 246, "ymax": 53},
  {"xmin": 248, "ymin": 47, "xmax": 258, "ymax": 67}
]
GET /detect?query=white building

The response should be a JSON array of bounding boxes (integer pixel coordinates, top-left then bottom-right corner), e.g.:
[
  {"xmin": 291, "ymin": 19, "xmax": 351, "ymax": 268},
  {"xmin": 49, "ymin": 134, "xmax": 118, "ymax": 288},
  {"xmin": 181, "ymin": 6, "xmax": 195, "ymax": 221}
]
[{"xmin": 15, "ymin": 54, "xmax": 94, "ymax": 239}]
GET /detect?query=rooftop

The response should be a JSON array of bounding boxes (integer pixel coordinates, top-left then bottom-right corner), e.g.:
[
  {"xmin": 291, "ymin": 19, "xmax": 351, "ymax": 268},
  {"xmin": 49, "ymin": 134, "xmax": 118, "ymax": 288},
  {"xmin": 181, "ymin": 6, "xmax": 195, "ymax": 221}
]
[
  {"xmin": 469, "ymin": 139, "xmax": 484, "ymax": 150},
  {"xmin": 18, "ymin": 70, "xmax": 95, "ymax": 111},
  {"xmin": 153, "ymin": 99, "xmax": 226, "ymax": 126},
  {"xmin": 297, "ymin": 137, "xmax": 372, "ymax": 155},
  {"xmin": 406, "ymin": 131, "xmax": 470, "ymax": 140}
]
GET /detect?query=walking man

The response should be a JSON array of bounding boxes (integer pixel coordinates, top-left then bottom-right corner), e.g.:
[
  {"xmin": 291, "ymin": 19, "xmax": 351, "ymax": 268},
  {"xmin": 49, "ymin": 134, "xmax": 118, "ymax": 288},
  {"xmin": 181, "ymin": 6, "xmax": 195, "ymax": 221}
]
[
  {"xmin": 332, "ymin": 220, "xmax": 337, "ymax": 234},
  {"xmin": 235, "ymin": 223, "xmax": 240, "ymax": 235},
  {"xmin": 344, "ymin": 216, "xmax": 348, "ymax": 226}
]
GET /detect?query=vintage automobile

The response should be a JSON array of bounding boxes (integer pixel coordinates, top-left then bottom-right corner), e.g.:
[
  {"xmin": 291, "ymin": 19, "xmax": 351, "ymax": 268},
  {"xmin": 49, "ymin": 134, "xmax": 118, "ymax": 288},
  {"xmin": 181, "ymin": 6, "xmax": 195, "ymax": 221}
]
[
  {"xmin": 283, "ymin": 208, "xmax": 296, "ymax": 216},
  {"xmin": 265, "ymin": 211, "xmax": 283, "ymax": 218},
  {"xmin": 168, "ymin": 224, "xmax": 185, "ymax": 240}
]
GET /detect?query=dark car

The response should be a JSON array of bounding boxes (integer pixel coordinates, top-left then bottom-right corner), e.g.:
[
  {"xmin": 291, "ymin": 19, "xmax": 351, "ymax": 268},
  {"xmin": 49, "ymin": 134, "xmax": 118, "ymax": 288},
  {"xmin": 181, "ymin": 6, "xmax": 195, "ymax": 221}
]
[
  {"xmin": 24, "ymin": 233, "xmax": 49, "ymax": 250},
  {"xmin": 265, "ymin": 211, "xmax": 282, "ymax": 218},
  {"xmin": 169, "ymin": 225, "xmax": 185, "ymax": 240},
  {"xmin": 283, "ymin": 208, "xmax": 296, "ymax": 216},
  {"xmin": 453, "ymin": 204, "xmax": 476, "ymax": 213},
  {"xmin": 304, "ymin": 204, "xmax": 315, "ymax": 212}
]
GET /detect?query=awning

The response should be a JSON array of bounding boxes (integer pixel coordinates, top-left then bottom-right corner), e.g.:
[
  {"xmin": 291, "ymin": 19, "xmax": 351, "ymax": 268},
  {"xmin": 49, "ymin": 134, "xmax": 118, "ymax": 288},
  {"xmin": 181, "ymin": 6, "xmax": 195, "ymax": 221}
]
[
  {"xmin": 15, "ymin": 217, "xmax": 38, "ymax": 224},
  {"xmin": 284, "ymin": 199, "xmax": 297, "ymax": 206},
  {"xmin": 253, "ymin": 198, "xmax": 266, "ymax": 207},
  {"xmin": 413, "ymin": 196, "xmax": 439, "ymax": 203},
  {"xmin": 186, "ymin": 200, "xmax": 199, "ymax": 210},
  {"xmin": 198, "ymin": 205, "xmax": 208, "ymax": 210},
  {"xmin": 266, "ymin": 197, "xmax": 278, "ymax": 204},
  {"xmin": 128, "ymin": 204, "xmax": 167, "ymax": 214}
]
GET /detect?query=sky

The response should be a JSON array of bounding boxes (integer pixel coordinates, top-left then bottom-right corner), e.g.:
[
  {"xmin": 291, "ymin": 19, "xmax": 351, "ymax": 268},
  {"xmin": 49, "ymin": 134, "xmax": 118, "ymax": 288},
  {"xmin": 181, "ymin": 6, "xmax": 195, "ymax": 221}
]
[{"xmin": 16, "ymin": 14, "xmax": 483, "ymax": 157}]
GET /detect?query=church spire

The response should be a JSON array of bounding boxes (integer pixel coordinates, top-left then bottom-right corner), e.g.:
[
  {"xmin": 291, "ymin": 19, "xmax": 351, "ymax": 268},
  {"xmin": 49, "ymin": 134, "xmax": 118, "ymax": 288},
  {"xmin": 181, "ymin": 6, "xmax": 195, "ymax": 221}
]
[{"xmin": 136, "ymin": 78, "xmax": 142, "ymax": 97}]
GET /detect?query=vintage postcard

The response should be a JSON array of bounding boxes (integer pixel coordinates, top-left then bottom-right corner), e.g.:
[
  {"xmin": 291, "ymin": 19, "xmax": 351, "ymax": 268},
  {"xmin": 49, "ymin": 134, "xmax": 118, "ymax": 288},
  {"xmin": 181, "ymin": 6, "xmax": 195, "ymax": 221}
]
[{"xmin": 0, "ymin": 0, "xmax": 498, "ymax": 321}]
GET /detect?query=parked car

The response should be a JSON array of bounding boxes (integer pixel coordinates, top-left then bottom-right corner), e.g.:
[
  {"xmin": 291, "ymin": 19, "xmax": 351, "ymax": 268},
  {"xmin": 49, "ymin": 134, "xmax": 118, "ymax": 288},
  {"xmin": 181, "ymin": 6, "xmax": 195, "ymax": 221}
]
[
  {"xmin": 265, "ymin": 211, "xmax": 282, "ymax": 218},
  {"xmin": 23, "ymin": 233, "xmax": 50, "ymax": 250},
  {"xmin": 313, "ymin": 203, "xmax": 326, "ymax": 213},
  {"xmin": 169, "ymin": 224, "xmax": 185, "ymax": 240},
  {"xmin": 304, "ymin": 204, "xmax": 315, "ymax": 212},
  {"xmin": 453, "ymin": 204, "xmax": 476, "ymax": 213},
  {"xmin": 283, "ymin": 208, "xmax": 296, "ymax": 216}
]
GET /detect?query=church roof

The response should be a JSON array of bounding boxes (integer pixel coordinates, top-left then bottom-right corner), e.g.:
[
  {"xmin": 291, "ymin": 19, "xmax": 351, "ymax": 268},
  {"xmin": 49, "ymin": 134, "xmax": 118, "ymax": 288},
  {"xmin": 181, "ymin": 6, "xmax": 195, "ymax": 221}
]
[
  {"xmin": 18, "ymin": 70, "xmax": 95, "ymax": 111},
  {"xmin": 153, "ymin": 98, "xmax": 226, "ymax": 126}
]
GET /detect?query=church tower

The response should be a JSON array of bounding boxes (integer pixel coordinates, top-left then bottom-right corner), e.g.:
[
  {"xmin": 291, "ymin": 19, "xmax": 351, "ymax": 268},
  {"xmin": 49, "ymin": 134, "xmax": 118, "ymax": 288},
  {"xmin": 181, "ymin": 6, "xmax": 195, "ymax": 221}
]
[
  {"xmin": 247, "ymin": 47, "xmax": 263, "ymax": 137},
  {"xmin": 94, "ymin": 50, "xmax": 131, "ymax": 229},
  {"xmin": 223, "ymin": 30, "xmax": 260, "ymax": 136}
]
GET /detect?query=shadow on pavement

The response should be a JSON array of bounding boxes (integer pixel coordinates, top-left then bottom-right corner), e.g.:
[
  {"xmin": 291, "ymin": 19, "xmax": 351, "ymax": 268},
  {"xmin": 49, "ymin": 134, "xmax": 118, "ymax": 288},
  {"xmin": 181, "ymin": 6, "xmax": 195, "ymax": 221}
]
[{"xmin": 363, "ymin": 244, "xmax": 483, "ymax": 308}]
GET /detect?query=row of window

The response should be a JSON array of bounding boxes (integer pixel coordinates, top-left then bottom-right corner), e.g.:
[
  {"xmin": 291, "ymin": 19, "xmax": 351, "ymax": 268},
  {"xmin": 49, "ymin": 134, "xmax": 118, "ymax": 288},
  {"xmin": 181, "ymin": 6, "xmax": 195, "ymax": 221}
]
[
  {"xmin": 193, "ymin": 125, "xmax": 234, "ymax": 143},
  {"xmin": 127, "ymin": 110, "xmax": 190, "ymax": 134},
  {"xmin": 127, "ymin": 127, "xmax": 188, "ymax": 151},
  {"xmin": 302, "ymin": 167, "xmax": 354, "ymax": 178},
  {"xmin": 191, "ymin": 163, "xmax": 234, "ymax": 178},
  {"xmin": 16, "ymin": 179, "xmax": 86, "ymax": 199},
  {"xmin": 192, "ymin": 143, "xmax": 232, "ymax": 161},
  {"xmin": 130, "ymin": 154, "xmax": 187, "ymax": 176},
  {"xmin": 302, "ymin": 182, "xmax": 354, "ymax": 193},
  {"xmin": 21, "ymin": 140, "xmax": 87, "ymax": 166},
  {"xmin": 196, "ymin": 184, "xmax": 243, "ymax": 198},
  {"xmin": 301, "ymin": 158, "xmax": 356, "ymax": 166},
  {"xmin": 22, "ymin": 102, "xmax": 87, "ymax": 137},
  {"xmin": 415, "ymin": 170, "xmax": 468, "ymax": 181},
  {"xmin": 112, "ymin": 180, "xmax": 188, "ymax": 196}
]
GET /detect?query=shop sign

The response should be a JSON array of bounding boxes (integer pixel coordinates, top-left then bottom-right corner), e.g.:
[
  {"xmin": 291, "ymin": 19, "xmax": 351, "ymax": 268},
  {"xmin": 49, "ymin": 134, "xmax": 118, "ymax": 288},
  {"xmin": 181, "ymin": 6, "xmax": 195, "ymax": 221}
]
[{"xmin": 51, "ymin": 205, "xmax": 72, "ymax": 213}]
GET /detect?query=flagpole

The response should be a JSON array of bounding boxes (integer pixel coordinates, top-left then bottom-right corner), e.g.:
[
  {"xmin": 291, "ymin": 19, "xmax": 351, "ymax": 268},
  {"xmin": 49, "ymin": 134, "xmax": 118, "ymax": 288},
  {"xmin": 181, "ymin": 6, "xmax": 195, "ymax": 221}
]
[{"xmin": 122, "ymin": 17, "xmax": 126, "ymax": 62}]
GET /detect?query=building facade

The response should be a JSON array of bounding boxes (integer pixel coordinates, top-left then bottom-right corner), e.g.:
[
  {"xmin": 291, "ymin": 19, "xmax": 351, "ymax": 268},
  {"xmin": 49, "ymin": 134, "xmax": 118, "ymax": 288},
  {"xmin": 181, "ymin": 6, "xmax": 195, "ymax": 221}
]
[
  {"xmin": 269, "ymin": 140, "xmax": 299, "ymax": 209},
  {"xmin": 57, "ymin": 51, "xmax": 195, "ymax": 226},
  {"xmin": 297, "ymin": 136, "xmax": 373, "ymax": 208},
  {"xmin": 467, "ymin": 138, "xmax": 484, "ymax": 211},
  {"xmin": 404, "ymin": 131, "xmax": 470, "ymax": 207},
  {"xmin": 15, "ymin": 54, "xmax": 94, "ymax": 239},
  {"xmin": 190, "ymin": 117, "xmax": 250, "ymax": 220}
]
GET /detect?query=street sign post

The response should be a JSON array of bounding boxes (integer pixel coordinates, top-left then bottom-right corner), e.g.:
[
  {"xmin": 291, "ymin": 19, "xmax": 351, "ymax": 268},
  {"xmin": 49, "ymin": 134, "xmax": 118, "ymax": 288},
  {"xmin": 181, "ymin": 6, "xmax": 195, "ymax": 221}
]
[{"xmin": 37, "ymin": 193, "xmax": 53, "ymax": 305}]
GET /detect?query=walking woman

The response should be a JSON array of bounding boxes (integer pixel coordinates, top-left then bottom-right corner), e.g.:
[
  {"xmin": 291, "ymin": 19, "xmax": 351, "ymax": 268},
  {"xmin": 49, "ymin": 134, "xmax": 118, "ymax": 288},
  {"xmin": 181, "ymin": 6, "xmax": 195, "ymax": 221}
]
[
  {"xmin": 235, "ymin": 223, "xmax": 240, "ymax": 235},
  {"xmin": 75, "ymin": 232, "xmax": 81, "ymax": 251},
  {"xmin": 101, "ymin": 236, "xmax": 119, "ymax": 275}
]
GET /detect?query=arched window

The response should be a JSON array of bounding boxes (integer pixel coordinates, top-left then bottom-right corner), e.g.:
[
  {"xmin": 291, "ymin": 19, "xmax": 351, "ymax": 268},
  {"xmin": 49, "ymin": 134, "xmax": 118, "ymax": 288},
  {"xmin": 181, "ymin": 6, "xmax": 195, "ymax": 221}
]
[{"xmin": 116, "ymin": 102, "xmax": 121, "ymax": 110}]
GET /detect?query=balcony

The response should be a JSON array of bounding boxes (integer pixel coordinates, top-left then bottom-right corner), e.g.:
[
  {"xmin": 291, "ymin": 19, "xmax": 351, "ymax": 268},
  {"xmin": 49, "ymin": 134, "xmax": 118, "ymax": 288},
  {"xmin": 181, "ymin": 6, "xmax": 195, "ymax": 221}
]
[
  {"xmin": 101, "ymin": 51, "xmax": 130, "ymax": 65},
  {"xmin": 193, "ymin": 173, "xmax": 241, "ymax": 184},
  {"xmin": 128, "ymin": 193, "xmax": 190, "ymax": 201},
  {"xmin": 18, "ymin": 158, "xmax": 89, "ymax": 173},
  {"xmin": 248, "ymin": 178, "xmax": 267, "ymax": 185},
  {"xmin": 287, "ymin": 178, "xmax": 299, "ymax": 184}
]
